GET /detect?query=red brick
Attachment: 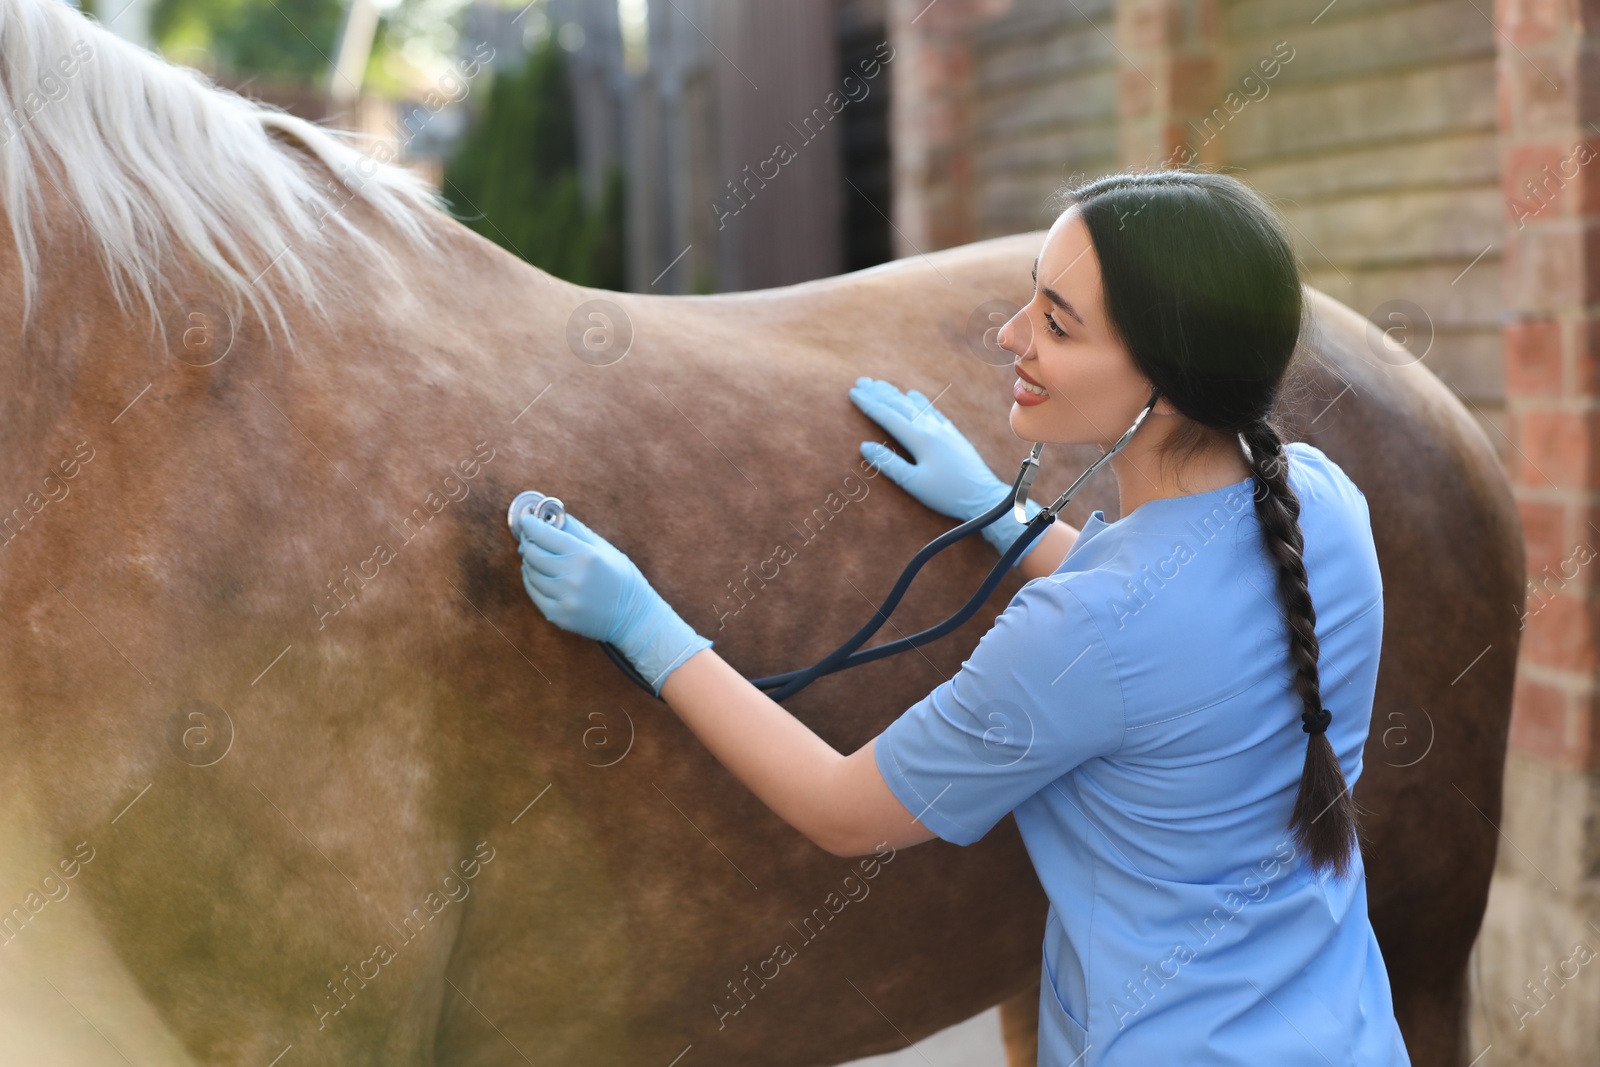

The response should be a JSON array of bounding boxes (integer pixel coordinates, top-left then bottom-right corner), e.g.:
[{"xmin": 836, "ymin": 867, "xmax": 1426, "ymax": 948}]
[
  {"xmin": 1504, "ymin": 142, "xmax": 1581, "ymax": 227},
  {"xmin": 1120, "ymin": 0, "xmax": 1174, "ymax": 51},
  {"xmin": 1497, "ymin": 139, "xmax": 1600, "ymax": 227},
  {"xmin": 1501, "ymin": 225, "xmax": 1600, "ymax": 309},
  {"xmin": 1119, "ymin": 68, "xmax": 1158, "ymax": 119},
  {"xmin": 1501, "ymin": 0, "xmax": 1571, "ymax": 46},
  {"xmin": 1520, "ymin": 584, "xmax": 1599, "ymax": 675},
  {"xmin": 1573, "ymin": 314, "xmax": 1600, "ymax": 392},
  {"xmin": 1504, "ymin": 314, "xmax": 1563, "ymax": 393},
  {"xmin": 1501, "ymin": 227, "xmax": 1571, "ymax": 310},
  {"xmin": 1503, "ymin": 44, "xmax": 1579, "ymax": 136},
  {"xmin": 1513, "ymin": 407, "xmax": 1600, "ymax": 489},
  {"xmin": 1511, "ymin": 673, "xmax": 1570, "ymax": 763},
  {"xmin": 1572, "ymin": 137, "xmax": 1600, "ymax": 215},
  {"xmin": 1169, "ymin": 55, "xmax": 1216, "ymax": 110},
  {"xmin": 1518, "ymin": 496, "xmax": 1569, "ymax": 576}
]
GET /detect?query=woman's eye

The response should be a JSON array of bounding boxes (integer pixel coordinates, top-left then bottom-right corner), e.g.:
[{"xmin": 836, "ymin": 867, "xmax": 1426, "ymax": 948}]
[{"xmin": 1044, "ymin": 312, "xmax": 1067, "ymax": 338}]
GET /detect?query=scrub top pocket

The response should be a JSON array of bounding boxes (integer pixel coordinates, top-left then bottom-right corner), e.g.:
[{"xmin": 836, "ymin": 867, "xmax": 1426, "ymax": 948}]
[{"xmin": 1038, "ymin": 952, "xmax": 1090, "ymax": 1065}]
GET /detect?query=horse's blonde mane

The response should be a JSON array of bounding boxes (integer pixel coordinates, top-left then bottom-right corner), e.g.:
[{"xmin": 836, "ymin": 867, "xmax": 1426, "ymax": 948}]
[{"xmin": 1, "ymin": 0, "xmax": 444, "ymax": 341}]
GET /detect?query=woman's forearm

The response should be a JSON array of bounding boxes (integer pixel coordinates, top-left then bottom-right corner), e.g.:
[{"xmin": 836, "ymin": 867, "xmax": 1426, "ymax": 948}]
[
  {"xmin": 1015, "ymin": 520, "xmax": 1080, "ymax": 581},
  {"xmin": 657, "ymin": 647, "xmax": 848, "ymax": 852}
]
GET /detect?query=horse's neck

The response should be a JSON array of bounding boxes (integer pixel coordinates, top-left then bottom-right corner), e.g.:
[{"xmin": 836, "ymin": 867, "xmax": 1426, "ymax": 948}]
[{"xmin": 0, "ymin": 213, "xmax": 124, "ymax": 513}]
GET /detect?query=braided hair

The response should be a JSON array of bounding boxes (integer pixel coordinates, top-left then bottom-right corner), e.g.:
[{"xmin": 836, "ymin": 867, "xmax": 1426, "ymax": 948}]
[{"xmin": 1055, "ymin": 170, "xmax": 1358, "ymax": 878}]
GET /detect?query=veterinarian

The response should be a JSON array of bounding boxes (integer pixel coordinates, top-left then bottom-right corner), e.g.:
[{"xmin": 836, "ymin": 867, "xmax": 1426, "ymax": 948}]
[{"xmin": 513, "ymin": 170, "xmax": 1410, "ymax": 1065}]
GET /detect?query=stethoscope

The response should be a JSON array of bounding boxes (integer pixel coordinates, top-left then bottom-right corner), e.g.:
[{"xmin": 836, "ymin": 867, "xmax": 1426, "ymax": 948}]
[{"xmin": 510, "ymin": 389, "xmax": 1161, "ymax": 703}]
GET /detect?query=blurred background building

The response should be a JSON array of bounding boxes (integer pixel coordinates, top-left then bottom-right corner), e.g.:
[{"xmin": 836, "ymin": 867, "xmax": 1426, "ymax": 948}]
[
  {"xmin": 74, "ymin": 0, "xmax": 1600, "ymax": 1061},
  {"xmin": 85, "ymin": 0, "xmax": 1498, "ymax": 431}
]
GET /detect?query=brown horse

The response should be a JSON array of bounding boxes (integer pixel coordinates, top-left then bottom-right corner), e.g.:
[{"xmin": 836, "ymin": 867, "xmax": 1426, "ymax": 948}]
[{"xmin": 0, "ymin": 4, "xmax": 1519, "ymax": 1064}]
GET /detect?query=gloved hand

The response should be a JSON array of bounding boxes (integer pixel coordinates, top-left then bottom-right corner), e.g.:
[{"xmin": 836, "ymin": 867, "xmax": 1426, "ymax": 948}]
[
  {"xmin": 849, "ymin": 376, "xmax": 1042, "ymax": 562},
  {"xmin": 517, "ymin": 512, "xmax": 712, "ymax": 696}
]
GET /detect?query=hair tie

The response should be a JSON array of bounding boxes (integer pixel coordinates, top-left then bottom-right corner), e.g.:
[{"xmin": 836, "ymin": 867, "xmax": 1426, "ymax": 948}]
[{"xmin": 1301, "ymin": 707, "xmax": 1333, "ymax": 734}]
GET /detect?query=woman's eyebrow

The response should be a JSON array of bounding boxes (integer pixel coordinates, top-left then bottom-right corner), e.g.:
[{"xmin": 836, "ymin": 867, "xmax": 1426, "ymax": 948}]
[{"xmin": 1032, "ymin": 256, "xmax": 1086, "ymax": 326}]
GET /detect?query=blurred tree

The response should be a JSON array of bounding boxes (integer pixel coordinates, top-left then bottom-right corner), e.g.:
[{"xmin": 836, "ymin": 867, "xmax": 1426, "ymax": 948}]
[
  {"xmin": 442, "ymin": 32, "xmax": 626, "ymax": 290},
  {"xmin": 151, "ymin": 0, "xmax": 345, "ymax": 83}
]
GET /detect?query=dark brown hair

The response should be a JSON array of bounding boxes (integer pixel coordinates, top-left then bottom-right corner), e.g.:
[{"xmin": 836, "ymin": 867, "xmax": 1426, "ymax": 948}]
[{"xmin": 1056, "ymin": 169, "xmax": 1358, "ymax": 879}]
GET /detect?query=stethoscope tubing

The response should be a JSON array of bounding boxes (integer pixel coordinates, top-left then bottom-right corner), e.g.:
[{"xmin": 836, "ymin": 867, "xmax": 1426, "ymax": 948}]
[
  {"xmin": 595, "ymin": 390, "xmax": 1161, "ymax": 703},
  {"xmin": 752, "ymin": 472, "xmax": 1051, "ymax": 700}
]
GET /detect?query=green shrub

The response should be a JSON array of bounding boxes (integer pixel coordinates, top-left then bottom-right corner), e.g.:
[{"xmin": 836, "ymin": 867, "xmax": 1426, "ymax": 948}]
[{"xmin": 443, "ymin": 33, "xmax": 627, "ymax": 290}]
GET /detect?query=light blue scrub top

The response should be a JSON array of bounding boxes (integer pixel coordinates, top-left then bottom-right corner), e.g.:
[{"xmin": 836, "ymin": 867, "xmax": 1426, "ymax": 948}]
[{"xmin": 874, "ymin": 442, "xmax": 1409, "ymax": 1066}]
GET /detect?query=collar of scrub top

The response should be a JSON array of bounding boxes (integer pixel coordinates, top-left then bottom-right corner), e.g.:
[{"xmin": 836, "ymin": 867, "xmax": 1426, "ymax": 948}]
[{"xmin": 587, "ymin": 388, "xmax": 1163, "ymax": 703}]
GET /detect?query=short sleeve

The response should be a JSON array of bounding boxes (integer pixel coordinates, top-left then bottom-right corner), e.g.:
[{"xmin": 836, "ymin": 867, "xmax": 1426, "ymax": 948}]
[{"xmin": 872, "ymin": 578, "xmax": 1126, "ymax": 846}]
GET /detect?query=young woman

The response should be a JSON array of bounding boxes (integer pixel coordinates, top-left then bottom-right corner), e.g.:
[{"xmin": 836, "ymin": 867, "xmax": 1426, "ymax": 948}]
[{"xmin": 514, "ymin": 170, "xmax": 1410, "ymax": 1065}]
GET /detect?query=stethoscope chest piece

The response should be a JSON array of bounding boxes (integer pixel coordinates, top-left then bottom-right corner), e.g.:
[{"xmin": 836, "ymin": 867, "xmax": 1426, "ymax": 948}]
[{"xmin": 507, "ymin": 490, "xmax": 567, "ymax": 538}]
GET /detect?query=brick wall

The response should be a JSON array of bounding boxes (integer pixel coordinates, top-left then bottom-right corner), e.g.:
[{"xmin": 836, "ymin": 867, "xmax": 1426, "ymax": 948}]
[
  {"xmin": 1484, "ymin": 1, "xmax": 1600, "ymax": 1055},
  {"xmin": 1218, "ymin": 0, "xmax": 1504, "ymax": 444},
  {"xmin": 888, "ymin": 0, "xmax": 1600, "ymax": 1060},
  {"xmin": 971, "ymin": 0, "xmax": 1119, "ymax": 237},
  {"xmin": 890, "ymin": 0, "xmax": 1506, "ymax": 444}
]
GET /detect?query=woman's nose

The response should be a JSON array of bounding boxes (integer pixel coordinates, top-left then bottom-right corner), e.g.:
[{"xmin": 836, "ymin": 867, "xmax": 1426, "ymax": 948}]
[{"xmin": 996, "ymin": 308, "xmax": 1029, "ymax": 357}]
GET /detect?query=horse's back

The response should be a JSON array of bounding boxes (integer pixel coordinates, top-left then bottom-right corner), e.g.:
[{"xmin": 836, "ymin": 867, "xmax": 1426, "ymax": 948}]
[{"xmin": 0, "ymin": 215, "xmax": 1516, "ymax": 1067}]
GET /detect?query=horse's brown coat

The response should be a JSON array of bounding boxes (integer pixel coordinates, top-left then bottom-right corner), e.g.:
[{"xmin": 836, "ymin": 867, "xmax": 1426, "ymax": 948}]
[{"xmin": 0, "ymin": 174, "xmax": 1518, "ymax": 1065}]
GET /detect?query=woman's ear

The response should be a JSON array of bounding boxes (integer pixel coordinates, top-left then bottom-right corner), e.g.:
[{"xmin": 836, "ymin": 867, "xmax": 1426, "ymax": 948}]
[{"xmin": 1151, "ymin": 393, "xmax": 1180, "ymax": 417}]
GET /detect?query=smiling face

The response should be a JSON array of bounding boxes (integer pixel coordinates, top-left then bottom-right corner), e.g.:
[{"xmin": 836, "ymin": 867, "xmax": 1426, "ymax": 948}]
[{"xmin": 996, "ymin": 207, "xmax": 1172, "ymax": 448}]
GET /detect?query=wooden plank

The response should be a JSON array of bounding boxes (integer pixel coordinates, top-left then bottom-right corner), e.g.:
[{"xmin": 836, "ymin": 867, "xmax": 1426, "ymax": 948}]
[
  {"xmin": 978, "ymin": 168, "xmax": 1121, "ymax": 234},
  {"xmin": 975, "ymin": 121, "xmax": 1119, "ymax": 175},
  {"xmin": 1223, "ymin": 0, "xmax": 1408, "ymax": 36},
  {"xmin": 975, "ymin": 31, "xmax": 1114, "ymax": 93},
  {"xmin": 1300, "ymin": 281, "xmax": 1505, "ymax": 406},
  {"xmin": 1237, "ymin": 130, "xmax": 1499, "ymax": 204},
  {"xmin": 1221, "ymin": 0, "xmax": 1492, "ymax": 90},
  {"xmin": 1221, "ymin": 57, "xmax": 1496, "ymax": 162},
  {"xmin": 974, "ymin": 0, "xmax": 1112, "ymax": 46},
  {"xmin": 1306, "ymin": 256, "xmax": 1505, "ymax": 334},
  {"xmin": 1280, "ymin": 186, "xmax": 1502, "ymax": 269},
  {"xmin": 975, "ymin": 67, "xmax": 1118, "ymax": 138},
  {"xmin": 1424, "ymin": 329, "xmax": 1506, "ymax": 403}
]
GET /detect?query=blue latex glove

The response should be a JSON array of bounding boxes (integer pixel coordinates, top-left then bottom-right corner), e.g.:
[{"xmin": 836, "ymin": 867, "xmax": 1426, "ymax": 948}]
[
  {"xmin": 849, "ymin": 376, "xmax": 1042, "ymax": 562},
  {"xmin": 517, "ymin": 512, "xmax": 712, "ymax": 696}
]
